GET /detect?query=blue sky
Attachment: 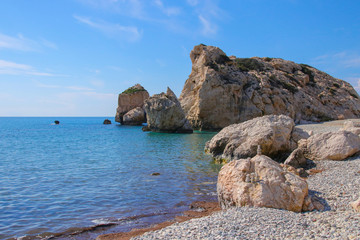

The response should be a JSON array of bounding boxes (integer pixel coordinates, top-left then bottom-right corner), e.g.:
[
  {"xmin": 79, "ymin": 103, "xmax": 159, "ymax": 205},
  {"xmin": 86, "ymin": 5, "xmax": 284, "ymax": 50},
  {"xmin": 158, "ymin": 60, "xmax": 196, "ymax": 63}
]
[{"xmin": 0, "ymin": 0, "xmax": 359, "ymax": 116}]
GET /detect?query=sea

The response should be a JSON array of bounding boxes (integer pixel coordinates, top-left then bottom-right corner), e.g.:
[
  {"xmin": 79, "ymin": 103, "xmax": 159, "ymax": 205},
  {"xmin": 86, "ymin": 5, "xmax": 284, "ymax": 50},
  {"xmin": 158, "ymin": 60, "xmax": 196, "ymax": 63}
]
[{"xmin": 0, "ymin": 117, "xmax": 221, "ymax": 240}]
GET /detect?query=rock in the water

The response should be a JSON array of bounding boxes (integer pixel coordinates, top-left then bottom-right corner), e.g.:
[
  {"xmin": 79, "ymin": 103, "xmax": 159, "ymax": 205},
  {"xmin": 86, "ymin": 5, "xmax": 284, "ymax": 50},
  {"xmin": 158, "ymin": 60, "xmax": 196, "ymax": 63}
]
[
  {"xmin": 179, "ymin": 44, "xmax": 360, "ymax": 130},
  {"xmin": 217, "ymin": 155, "xmax": 310, "ymax": 212},
  {"xmin": 303, "ymin": 130, "xmax": 360, "ymax": 161},
  {"xmin": 284, "ymin": 148, "xmax": 307, "ymax": 168},
  {"xmin": 205, "ymin": 115, "xmax": 294, "ymax": 162},
  {"xmin": 115, "ymin": 84, "xmax": 149, "ymax": 124},
  {"xmin": 350, "ymin": 197, "xmax": 360, "ymax": 212},
  {"xmin": 122, "ymin": 107, "xmax": 146, "ymax": 126},
  {"xmin": 144, "ymin": 87, "xmax": 193, "ymax": 133},
  {"xmin": 103, "ymin": 119, "xmax": 111, "ymax": 124},
  {"xmin": 54, "ymin": 120, "xmax": 60, "ymax": 125}
]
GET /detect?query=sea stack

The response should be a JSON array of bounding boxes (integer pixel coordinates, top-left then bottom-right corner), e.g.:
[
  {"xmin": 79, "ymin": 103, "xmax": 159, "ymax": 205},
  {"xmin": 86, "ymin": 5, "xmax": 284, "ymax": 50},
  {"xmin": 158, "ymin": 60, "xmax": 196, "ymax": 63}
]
[
  {"xmin": 143, "ymin": 87, "xmax": 193, "ymax": 133},
  {"xmin": 179, "ymin": 44, "xmax": 360, "ymax": 130},
  {"xmin": 115, "ymin": 84, "xmax": 149, "ymax": 125}
]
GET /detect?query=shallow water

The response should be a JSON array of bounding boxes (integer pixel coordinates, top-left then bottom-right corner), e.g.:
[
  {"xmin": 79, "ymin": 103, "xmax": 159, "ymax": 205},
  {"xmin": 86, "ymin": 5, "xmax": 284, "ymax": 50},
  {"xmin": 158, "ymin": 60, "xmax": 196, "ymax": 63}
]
[{"xmin": 0, "ymin": 117, "xmax": 220, "ymax": 239}]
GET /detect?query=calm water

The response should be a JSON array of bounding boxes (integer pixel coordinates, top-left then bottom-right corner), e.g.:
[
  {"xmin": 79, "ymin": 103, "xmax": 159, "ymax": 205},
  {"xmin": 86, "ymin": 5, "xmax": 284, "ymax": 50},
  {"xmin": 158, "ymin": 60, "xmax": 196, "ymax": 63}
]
[{"xmin": 0, "ymin": 117, "xmax": 220, "ymax": 239}]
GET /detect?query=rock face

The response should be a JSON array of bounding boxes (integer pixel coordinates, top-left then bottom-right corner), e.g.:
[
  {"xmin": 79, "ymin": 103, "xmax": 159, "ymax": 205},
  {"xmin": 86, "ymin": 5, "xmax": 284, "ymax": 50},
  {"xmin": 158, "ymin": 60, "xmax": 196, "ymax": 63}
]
[
  {"xmin": 123, "ymin": 107, "xmax": 146, "ymax": 125},
  {"xmin": 115, "ymin": 84, "xmax": 149, "ymax": 124},
  {"xmin": 143, "ymin": 87, "xmax": 193, "ymax": 133},
  {"xmin": 179, "ymin": 44, "xmax": 360, "ymax": 130},
  {"xmin": 302, "ymin": 130, "xmax": 360, "ymax": 161},
  {"xmin": 205, "ymin": 115, "xmax": 295, "ymax": 162},
  {"xmin": 217, "ymin": 155, "xmax": 310, "ymax": 212}
]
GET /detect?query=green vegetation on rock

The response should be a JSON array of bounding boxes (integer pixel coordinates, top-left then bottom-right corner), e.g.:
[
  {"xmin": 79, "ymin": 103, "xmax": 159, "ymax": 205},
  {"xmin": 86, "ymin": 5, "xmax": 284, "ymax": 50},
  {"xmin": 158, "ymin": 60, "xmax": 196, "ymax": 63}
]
[{"xmin": 122, "ymin": 87, "xmax": 146, "ymax": 94}]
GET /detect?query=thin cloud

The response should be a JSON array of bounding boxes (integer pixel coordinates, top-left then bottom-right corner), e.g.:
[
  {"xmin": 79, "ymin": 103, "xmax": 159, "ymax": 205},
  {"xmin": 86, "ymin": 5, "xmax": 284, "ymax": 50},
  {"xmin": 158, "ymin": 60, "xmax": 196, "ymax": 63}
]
[
  {"xmin": 0, "ymin": 59, "xmax": 56, "ymax": 76},
  {"xmin": 77, "ymin": 0, "xmax": 146, "ymax": 19},
  {"xmin": 153, "ymin": 0, "xmax": 181, "ymax": 16},
  {"xmin": 35, "ymin": 81, "xmax": 95, "ymax": 91},
  {"xmin": 74, "ymin": 15, "xmax": 142, "ymax": 42},
  {"xmin": 0, "ymin": 33, "xmax": 57, "ymax": 51},
  {"xmin": 313, "ymin": 51, "xmax": 360, "ymax": 68},
  {"xmin": 199, "ymin": 15, "xmax": 217, "ymax": 36}
]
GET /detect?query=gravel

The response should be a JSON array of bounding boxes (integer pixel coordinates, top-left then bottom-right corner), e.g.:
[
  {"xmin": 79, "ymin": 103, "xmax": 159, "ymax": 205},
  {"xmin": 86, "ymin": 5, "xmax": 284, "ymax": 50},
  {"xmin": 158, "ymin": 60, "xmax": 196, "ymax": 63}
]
[{"xmin": 132, "ymin": 121, "xmax": 360, "ymax": 240}]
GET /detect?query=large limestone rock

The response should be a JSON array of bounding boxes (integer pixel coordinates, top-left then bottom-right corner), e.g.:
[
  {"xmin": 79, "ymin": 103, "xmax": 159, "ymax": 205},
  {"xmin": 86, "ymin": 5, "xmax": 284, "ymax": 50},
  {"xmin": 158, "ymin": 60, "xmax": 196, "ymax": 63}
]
[
  {"xmin": 205, "ymin": 115, "xmax": 295, "ymax": 162},
  {"xmin": 179, "ymin": 44, "xmax": 360, "ymax": 130},
  {"xmin": 115, "ymin": 84, "xmax": 149, "ymax": 124},
  {"xmin": 122, "ymin": 107, "xmax": 146, "ymax": 125},
  {"xmin": 302, "ymin": 130, "xmax": 360, "ymax": 161},
  {"xmin": 217, "ymin": 155, "xmax": 310, "ymax": 212},
  {"xmin": 143, "ymin": 87, "xmax": 193, "ymax": 133}
]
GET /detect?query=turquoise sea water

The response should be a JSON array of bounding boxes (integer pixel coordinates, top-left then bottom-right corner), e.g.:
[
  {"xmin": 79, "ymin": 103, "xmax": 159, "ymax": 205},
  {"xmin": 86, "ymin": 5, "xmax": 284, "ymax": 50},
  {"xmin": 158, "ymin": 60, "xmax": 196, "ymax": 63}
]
[{"xmin": 0, "ymin": 117, "xmax": 220, "ymax": 239}]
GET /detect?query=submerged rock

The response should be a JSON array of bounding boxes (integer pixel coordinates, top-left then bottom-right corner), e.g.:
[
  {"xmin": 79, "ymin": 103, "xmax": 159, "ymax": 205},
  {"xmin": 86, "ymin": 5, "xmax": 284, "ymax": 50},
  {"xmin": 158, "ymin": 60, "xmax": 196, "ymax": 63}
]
[
  {"xmin": 115, "ymin": 84, "xmax": 149, "ymax": 124},
  {"xmin": 179, "ymin": 44, "xmax": 360, "ymax": 130},
  {"xmin": 103, "ymin": 119, "xmax": 112, "ymax": 124},
  {"xmin": 144, "ymin": 87, "xmax": 193, "ymax": 133}
]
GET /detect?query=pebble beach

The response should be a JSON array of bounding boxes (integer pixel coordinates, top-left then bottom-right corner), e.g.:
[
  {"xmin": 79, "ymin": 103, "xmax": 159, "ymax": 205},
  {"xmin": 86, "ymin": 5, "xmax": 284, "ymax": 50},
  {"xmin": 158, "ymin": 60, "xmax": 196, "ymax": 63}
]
[{"xmin": 132, "ymin": 121, "xmax": 360, "ymax": 240}]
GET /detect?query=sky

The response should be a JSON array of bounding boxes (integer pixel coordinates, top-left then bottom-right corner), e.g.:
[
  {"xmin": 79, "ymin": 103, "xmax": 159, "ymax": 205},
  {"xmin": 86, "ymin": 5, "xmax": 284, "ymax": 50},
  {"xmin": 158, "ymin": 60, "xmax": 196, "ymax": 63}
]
[{"xmin": 0, "ymin": 0, "xmax": 359, "ymax": 116}]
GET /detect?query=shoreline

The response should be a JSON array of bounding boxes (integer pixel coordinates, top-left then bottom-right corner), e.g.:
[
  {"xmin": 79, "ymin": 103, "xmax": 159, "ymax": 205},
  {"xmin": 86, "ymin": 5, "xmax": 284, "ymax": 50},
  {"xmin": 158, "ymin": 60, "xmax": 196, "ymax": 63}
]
[{"xmin": 96, "ymin": 201, "xmax": 220, "ymax": 240}]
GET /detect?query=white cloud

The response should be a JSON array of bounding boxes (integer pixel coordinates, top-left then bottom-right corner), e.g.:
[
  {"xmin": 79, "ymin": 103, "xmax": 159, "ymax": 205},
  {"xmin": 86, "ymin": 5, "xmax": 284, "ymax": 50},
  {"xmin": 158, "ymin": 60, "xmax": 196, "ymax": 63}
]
[
  {"xmin": 153, "ymin": 0, "xmax": 181, "ymax": 16},
  {"xmin": 0, "ymin": 33, "xmax": 57, "ymax": 51},
  {"xmin": 313, "ymin": 51, "xmax": 360, "ymax": 68},
  {"xmin": 35, "ymin": 81, "xmax": 95, "ymax": 91},
  {"xmin": 187, "ymin": 0, "xmax": 198, "ymax": 6},
  {"xmin": 74, "ymin": 15, "xmax": 142, "ymax": 42},
  {"xmin": 0, "ymin": 59, "xmax": 56, "ymax": 76},
  {"xmin": 78, "ymin": 0, "xmax": 146, "ymax": 19},
  {"xmin": 199, "ymin": 15, "xmax": 217, "ymax": 36}
]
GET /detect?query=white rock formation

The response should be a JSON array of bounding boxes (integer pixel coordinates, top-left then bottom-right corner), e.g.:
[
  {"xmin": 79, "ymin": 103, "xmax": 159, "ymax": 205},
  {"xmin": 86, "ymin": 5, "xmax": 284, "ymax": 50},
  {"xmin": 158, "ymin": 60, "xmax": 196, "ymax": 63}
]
[
  {"xmin": 217, "ymin": 155, "xmax": 313, "ymax": 212},
  {"xmin": 205, "ymin": 115, "xmax": 295, "ymax": 162}
]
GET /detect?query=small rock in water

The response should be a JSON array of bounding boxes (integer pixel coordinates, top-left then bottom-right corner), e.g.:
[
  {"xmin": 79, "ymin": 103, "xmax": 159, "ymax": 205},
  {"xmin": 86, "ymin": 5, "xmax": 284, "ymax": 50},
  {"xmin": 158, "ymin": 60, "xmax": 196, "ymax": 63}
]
[
  {"xmin": 151, "ymin": 172, "xmax": 160, "ymax": 176},
  {"xmin": 103, "ymin": 119, "xmax": 112, "ymax": 124},
  {"xmin": 54, "ymin": 120, "xmax": 60, "ymax": 125}
]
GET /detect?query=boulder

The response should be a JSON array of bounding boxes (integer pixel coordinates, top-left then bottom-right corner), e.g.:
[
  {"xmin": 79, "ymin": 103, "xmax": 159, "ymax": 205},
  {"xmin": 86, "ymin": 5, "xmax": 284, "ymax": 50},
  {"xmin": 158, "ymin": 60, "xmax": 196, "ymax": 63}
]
[
  {"xmin": 217, "ymin": 155, "xmax": 311, "ymax": 212},
  {"xmin": 143, "ymin": 87, "xmax": 193, "ymax": 133},
  {"xmin": 284, "ymin": 148, "xmax": 307, "ymax": 168},
  {"xmin": 350, "ymin": 197, "xmax": 360, "ymax": 212},
  {"xmin": 122, "ymin": 107, "xmax": 146, "ymax": 126},
  {"xmin": 179, "ymin": 44, "xmax": 360, "ymax": 130},
  {"xmin": 103, "ymin": 119, "xmax": 112, "ymax": 124},
  {"xmin": 302, "ymin": 130, "xmax": 360, "ymax": 161},
  {"xmin": 115, "ymin": 84, "xmax": 149, "ymax": 124},
  {"xmin": 342, "ymin": 120, "xmax": 360, "ymax": 135},
  {"xmin": 205, "ymin": 115, "xmax": 294, "ymax": 162},
  {"xmin": 54, "ymin": 120, "xmax": 60, "ymax": 125}
]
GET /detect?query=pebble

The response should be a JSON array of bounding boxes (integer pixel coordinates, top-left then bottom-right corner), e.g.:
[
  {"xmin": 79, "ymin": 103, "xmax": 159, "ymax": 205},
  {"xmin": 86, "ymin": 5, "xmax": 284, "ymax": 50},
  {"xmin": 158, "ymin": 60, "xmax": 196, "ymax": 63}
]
[{"xmin": 132, "ymin": 122, "xmax": 360, "ymax": 240}]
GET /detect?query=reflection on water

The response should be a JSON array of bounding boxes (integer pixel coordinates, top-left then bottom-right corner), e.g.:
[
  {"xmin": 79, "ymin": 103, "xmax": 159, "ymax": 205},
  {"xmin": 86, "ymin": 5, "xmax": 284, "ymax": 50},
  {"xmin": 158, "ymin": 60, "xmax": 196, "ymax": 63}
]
[{"xmin": 0, "ymin": 117, "xmax": 221, "ymax": 239}]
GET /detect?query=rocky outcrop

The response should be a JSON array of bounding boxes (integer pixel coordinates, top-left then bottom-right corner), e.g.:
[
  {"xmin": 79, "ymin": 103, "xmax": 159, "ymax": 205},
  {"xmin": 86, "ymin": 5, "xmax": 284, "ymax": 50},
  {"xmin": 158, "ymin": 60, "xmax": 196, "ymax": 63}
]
[
  {"xmin": 123, "ymin": 107, "xmax": 146, "ymax": 125},
  {"xmin": 143, "ymin": 87, "xmax": 193, "ymax": 133},
  {"xmin": 103, "ymin": 119, "xmax": 111, "ymax": 124},
  {"xmin": 115, "ymin": 84, "xmax": 149, "ymax": 124},
  {"xmin": 179, "ymin": 44, "xmax": 360, "ymax": 130},
  {"xmin": 302, "ymin": 130, "xmax": 360, "ymax": 161},
  {"xmin": 205, "ymin": 115, "xmax": 295, "ymax": 162},
  {"xmin": 217, "ymin": 155, "xmax": 315, "ymax": 212}
]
